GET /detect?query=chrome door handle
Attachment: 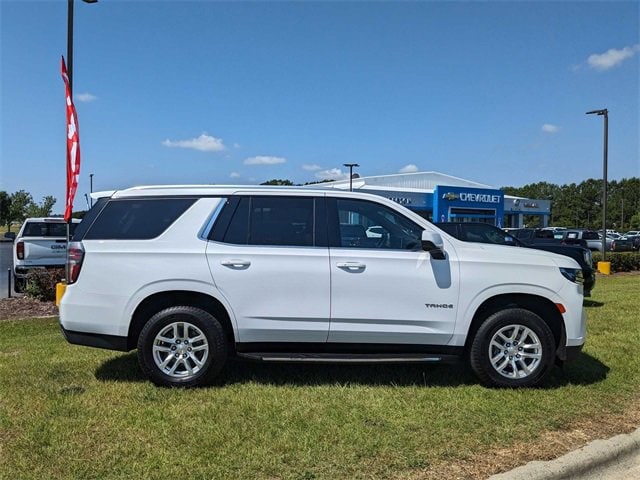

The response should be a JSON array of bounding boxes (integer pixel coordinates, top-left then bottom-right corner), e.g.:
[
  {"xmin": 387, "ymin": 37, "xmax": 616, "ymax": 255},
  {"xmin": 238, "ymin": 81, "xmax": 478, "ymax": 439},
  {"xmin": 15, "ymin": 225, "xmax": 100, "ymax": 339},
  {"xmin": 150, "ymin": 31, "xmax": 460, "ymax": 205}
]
[
  {"xmin": 336, "ymin": 262, "xmax": 366, "ymax": 271},
  {"xmin": 221, "ymin": 259, "xmax": 251, "ymax": 268}
]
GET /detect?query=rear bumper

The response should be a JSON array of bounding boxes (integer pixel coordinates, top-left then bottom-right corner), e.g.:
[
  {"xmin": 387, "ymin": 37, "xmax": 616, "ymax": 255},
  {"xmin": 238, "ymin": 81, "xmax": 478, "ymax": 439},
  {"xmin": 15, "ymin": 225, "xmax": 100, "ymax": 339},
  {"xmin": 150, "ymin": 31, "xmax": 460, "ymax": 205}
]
[
  {"xmin": 60, "ymin": 324, "xmax": 131, "ymax": 352},
  {"xmin": 565, "ymin": 344, "xmax": 584, "ymax": 362}
]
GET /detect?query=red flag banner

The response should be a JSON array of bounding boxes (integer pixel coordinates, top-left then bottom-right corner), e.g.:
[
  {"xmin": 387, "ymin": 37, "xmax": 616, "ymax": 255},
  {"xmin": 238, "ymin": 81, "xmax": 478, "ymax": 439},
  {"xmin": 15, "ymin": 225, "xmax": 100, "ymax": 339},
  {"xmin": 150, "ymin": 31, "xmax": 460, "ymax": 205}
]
[{"xmin": 61, "ymin": 57, "xmax": 81, "ymax": 222}]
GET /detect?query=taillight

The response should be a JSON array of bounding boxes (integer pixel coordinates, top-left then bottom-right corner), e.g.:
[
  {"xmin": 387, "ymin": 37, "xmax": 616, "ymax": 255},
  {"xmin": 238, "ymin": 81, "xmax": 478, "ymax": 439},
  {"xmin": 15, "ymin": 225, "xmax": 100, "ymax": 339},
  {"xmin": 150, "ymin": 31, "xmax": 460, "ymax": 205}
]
[
  {"xmin": 67, "ymin": 241, "xmax": 85, "ymax": 284},
  {"xmin": 16, "ymin": 241, "xmax": 24, "ymax": 260}
]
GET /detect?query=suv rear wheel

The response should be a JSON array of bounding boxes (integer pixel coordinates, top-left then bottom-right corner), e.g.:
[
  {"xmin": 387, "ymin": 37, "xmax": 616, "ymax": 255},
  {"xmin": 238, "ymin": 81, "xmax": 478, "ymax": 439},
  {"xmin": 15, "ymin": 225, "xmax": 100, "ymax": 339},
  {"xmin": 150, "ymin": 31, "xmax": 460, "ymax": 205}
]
[
  {"xmin": 470, "ymin": 308, "xmax": 555, "ymax": 388},
  {"xmin": 137, "ymin": 306, "xmax": 227, "ymax": 387}
]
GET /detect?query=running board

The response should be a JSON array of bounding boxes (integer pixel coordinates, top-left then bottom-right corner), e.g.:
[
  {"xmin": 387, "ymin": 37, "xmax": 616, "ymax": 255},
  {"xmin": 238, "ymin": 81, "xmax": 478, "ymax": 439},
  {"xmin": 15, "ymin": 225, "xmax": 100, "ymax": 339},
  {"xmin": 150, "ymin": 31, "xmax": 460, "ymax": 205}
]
[{"xmin": 236, "ymin": 352, "xmax": 454, "ymax": 364}]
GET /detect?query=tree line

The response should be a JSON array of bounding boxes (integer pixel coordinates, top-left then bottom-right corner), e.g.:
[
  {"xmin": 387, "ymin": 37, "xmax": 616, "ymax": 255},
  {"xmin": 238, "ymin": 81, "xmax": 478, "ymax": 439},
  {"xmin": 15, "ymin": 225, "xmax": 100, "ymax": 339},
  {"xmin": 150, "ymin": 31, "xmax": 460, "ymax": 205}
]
[
  {"xmin": 263, "ymin": 177, "xmax": 640, "ymax": 230},
  {"xmin": 0, "ymin": 191, "xmax": 57, "ymax": 232},
  {"xmin": 2, "ymin": 176, "xmax": 639, "ymax": 232},
  {"xmin": 502, "ymin": 177, "xmax": 640, "ymax": 231}
]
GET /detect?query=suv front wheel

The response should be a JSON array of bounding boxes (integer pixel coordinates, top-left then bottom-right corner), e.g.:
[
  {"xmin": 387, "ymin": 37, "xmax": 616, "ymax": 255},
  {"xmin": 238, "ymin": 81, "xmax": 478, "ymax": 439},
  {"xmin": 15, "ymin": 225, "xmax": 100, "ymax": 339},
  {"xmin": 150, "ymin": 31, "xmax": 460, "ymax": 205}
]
[
  {"xmin": 137, "ymin": 306, "xmax": 227, "ymax": 388},
  {"xmin": 470, "ymin": 308, "xmax": 555, "ymax": 388}
]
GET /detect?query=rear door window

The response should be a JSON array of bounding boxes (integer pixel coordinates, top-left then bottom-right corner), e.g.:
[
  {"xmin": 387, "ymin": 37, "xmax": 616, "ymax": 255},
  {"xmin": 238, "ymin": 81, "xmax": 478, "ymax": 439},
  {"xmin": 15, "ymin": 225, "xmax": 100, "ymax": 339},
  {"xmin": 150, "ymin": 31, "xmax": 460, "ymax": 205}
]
[{"xmin": 211, "ymin": 196, "xmax": 319, "ymax": 247}]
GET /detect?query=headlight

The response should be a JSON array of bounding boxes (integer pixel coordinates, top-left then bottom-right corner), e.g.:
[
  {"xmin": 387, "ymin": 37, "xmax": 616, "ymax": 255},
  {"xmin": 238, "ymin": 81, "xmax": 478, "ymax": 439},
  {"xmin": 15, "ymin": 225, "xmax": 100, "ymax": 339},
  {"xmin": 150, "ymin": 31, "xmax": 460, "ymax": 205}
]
[{"xmin": 560, "ymin": 267, "xmax": 584, "ymax": 285}]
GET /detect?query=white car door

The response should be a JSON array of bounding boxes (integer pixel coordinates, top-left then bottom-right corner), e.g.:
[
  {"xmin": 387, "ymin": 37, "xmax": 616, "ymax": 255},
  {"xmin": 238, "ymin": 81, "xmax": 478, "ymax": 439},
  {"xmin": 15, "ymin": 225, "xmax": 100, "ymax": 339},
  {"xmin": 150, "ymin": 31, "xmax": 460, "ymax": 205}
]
[
  {"xmin": 206, "ymin": 195, "xmax": 330, "ymax": 344},
  {"xmin": 327, "ymin": 197, "xmax": 459, "ymax": 346}
]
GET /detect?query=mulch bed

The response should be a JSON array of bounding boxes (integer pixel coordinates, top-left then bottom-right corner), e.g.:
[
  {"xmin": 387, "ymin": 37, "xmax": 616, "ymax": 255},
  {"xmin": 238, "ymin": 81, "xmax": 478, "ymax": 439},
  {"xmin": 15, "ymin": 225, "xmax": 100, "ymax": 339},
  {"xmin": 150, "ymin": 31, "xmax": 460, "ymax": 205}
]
[{"xmin": 0, "ymin": 296, "xmax": 58, "ymax": 321}]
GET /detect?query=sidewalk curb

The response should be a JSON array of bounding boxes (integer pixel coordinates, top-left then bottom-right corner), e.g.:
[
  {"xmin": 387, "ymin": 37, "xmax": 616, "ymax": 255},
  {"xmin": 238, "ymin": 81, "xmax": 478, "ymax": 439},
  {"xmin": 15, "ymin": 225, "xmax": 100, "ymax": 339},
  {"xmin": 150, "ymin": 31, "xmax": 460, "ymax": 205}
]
[{"xmin": 489, "ymin": 427, "xmax": 640, "ymax": 480}]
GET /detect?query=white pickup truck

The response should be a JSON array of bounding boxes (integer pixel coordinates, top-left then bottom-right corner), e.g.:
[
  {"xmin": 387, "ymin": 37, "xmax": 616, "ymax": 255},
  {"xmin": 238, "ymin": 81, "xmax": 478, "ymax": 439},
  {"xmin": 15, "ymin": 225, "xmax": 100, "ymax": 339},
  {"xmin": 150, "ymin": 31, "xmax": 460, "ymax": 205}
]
[{"xmin": 12, "ymin": 217, "xmax": 80, "ymax": 292}]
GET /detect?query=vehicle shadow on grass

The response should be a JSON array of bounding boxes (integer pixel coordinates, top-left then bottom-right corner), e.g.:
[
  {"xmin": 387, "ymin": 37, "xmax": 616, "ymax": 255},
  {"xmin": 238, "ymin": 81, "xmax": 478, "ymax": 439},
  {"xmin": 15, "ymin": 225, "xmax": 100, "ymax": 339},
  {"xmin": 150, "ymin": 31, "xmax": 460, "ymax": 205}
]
[
  {"xmin": 584, "ymin": 299, "xmax": 605, "ymax": 308},
  {"xmin": 95, "ymin": 351, "xmax": 609, "ymax": 389}
]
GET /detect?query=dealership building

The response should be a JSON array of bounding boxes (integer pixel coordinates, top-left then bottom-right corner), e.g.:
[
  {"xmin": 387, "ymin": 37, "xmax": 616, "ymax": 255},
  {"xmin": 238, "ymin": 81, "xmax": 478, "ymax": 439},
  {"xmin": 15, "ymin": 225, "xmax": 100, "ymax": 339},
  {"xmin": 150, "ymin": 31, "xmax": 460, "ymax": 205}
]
[{"xmin": 321, "ymin": 171, "xmax": 550, "ymax": 228}]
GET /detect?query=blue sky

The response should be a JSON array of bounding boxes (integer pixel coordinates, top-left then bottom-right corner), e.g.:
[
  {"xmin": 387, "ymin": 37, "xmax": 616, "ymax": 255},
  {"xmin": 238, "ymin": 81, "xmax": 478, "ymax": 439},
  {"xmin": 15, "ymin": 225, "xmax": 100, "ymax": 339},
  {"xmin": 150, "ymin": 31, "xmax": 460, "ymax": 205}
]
[{"xmin": 1, "ymin": 0, "xmax": 639, "ymax": 213}]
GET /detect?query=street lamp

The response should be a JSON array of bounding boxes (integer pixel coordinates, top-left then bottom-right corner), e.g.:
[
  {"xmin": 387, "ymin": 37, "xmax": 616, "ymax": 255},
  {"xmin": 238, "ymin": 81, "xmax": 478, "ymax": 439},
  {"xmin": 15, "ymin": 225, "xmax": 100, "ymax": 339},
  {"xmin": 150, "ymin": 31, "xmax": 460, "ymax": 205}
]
[
  {"xmin": 343, "ymin": 163, "xmax": 360, "ymax": 192},
  {"xmin": 67, "ymin": 0, "xmax": 98, "ymax": 94},
  {"xmin": 89, "ymin": 173, "xmax": 94, "ymax": 207},
  {"xmin": 586, "ymin": 109, "xmax": 608, "ymax": 260}
]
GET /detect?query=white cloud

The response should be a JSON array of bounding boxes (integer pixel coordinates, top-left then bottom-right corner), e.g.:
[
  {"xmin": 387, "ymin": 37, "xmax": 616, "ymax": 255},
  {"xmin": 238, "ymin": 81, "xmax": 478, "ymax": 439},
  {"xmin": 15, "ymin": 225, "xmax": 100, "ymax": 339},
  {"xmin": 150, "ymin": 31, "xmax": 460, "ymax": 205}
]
[
  {"xmin": 162, "ymin": 133, "xmax": 226, "ymax": 152},
  {"xmin": 315, "ymin": 168, "xmax": 349, "ymax": 181},
  {"xmin": 244, "ymin": 155, "xmax": 286, "ymax": 165},
  {"xmin": 75, "ymin": 93, "xmax": 97, "ymax": 103},
  {"xmin": 302, "ymin": 164, "xmax": 322, "ymax": 171},
  {"xmin": 399, "ymin": 164, "xmax": 419, "ymax": 173},
  {"xmin": 542, "ymin": 124, "xmax": 560, "ymax": 133},
  {"xmin": 229, "ymin": 172, "xmax": 241, "ymax": 179},
  {"xmin": 587, "ymin": 44, "xmax": 640, "ymax": 71}
]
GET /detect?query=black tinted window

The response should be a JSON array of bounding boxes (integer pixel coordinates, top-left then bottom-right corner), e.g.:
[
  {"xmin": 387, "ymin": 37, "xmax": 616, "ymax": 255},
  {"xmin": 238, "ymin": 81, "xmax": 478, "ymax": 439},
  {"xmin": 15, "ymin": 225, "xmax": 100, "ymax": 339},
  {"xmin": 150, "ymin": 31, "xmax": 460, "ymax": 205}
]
[
  {"xmin": 72, "ymin": 197, "xmax": 108, "ymax": 240},
  {"xmin": 83, "ymin": 198, "xmax": 196, "ymax": 240},
  {"xmin": 249, "ymin": 197, "xmax": 314, "ymax": 247},
  {"xmin": 223, "ymin": 197, "xmax": 249, "ymax": 244},
  {"xmin": 22, "ymin": 222, "xmax": 76, "ymax": 238},
  {"xmin": 213, "ymin": 196, "xmax": 317, "ymax": 247},
  {"xmin": 460, "ymin": 224, "xmax": 516, "ymax": 245}
]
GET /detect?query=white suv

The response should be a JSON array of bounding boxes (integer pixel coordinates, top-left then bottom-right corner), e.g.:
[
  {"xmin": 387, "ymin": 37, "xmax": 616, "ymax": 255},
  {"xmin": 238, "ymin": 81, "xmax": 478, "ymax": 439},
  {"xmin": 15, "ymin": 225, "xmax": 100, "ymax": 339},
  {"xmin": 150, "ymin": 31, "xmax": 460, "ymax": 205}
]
[{"xmin": 60, "ymin": 186, "xmax": 586, "ymax": 388}]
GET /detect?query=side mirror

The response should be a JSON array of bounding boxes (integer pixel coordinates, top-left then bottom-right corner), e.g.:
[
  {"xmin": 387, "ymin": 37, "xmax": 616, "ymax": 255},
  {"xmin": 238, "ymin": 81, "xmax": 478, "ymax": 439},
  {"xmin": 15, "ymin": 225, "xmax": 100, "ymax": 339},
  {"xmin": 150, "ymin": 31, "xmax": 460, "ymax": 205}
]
[
  {"xmin": 4, "ymin": 232, "xmax": 16, "ymax": 242},
  {"xmin": 422, "ymin": 231, "xmax": 446, "ymax": 260}
]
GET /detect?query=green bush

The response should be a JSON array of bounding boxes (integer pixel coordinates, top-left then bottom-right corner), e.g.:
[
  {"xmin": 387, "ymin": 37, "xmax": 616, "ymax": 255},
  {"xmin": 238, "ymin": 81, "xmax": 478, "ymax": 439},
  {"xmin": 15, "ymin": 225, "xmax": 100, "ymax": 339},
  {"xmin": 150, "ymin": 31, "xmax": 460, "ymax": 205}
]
[
  {"xmin": 25, "ymin": 268, "xmax": 65, "ymax": 301},
  {"xmin": 592, "ymin": 251, "xmax": 640, "ymax": 272}
]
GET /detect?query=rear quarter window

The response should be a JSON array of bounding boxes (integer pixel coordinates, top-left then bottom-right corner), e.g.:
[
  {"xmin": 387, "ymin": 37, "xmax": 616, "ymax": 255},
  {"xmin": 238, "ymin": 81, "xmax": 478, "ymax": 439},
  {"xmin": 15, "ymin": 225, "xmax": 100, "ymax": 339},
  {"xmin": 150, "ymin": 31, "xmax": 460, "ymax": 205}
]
[{"xmin": 82, "ymin": 198, "xmax": 196, "ymax": 240}]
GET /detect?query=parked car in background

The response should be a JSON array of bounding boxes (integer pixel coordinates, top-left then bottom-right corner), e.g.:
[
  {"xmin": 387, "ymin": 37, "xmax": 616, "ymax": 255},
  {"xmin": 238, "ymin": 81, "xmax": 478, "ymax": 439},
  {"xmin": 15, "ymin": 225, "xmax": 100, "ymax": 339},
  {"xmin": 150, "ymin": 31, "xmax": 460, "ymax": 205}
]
[
  {"xmin": 622, "ymin": 232, "xmax": 640, "ymax": 251},
  {"xmin": 561, "ymin": 229, "xmax": 611, "ymax": 252},
  {"xmin": 511, "ymin": 228, "xmax": 559, "ymax": 243},
  {"xmin": 436, "ymin": 223, "xmax": 595, "ymax": 296},
  {"xmin": 510, "ymin": 228, "xmax": 588, "ymax": 248},
  {"xmin": 610, "ymin": 236, "xmax": 635, "ymax": 252},
  {"xmin": 542, "ymin": 227, "xmax": 567, "ymax": 234},
  {"xmin": 12, "ymin": 217, "xmax": 79, "ymax": 292}
]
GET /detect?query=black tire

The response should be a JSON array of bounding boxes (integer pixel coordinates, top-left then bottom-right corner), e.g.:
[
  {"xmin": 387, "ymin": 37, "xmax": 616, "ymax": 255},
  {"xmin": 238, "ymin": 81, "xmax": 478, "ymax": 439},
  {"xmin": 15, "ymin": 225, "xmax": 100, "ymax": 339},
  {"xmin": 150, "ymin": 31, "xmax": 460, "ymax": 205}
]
[
  {"xmin": 14, "ymin": 276, "xmax": 26, "ymax": 293},
  {"xmin": 469, "ymin": 308, "xmax": 556, "ymax": 388},
  {"xmin": 137, "ymin": 306, "xmax": 227, "ymax": 388}
]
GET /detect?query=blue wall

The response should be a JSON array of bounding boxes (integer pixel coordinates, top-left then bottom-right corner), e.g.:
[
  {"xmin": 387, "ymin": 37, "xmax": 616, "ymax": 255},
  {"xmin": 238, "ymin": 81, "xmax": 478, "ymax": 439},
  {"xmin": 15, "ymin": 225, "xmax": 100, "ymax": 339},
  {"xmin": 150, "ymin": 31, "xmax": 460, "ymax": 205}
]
[{"xmin": 433, "ymin": 186, "xmax": 504, "ymax": 225}]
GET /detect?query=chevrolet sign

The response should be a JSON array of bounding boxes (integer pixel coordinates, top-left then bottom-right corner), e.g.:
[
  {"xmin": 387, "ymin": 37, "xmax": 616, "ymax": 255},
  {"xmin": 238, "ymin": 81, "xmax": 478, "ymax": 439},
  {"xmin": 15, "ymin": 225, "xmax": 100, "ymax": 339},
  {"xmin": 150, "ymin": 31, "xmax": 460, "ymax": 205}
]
[
  {"xmin": 442, "ymin": 192, "xmax": 459, "ymax": 200},
  {"xmin": 442, "ymin": 192, "xmax": 500, "ymax": 203}
]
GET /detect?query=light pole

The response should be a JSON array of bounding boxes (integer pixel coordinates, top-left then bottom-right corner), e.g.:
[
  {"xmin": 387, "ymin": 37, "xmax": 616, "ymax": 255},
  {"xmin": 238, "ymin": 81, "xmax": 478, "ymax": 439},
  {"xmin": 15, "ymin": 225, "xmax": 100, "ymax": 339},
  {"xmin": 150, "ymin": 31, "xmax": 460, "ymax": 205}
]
[
  {"xmin": 586, "ymin": 109, "xmax": 608, "ymax": 260},
  {"xmin": 67, "ymin": 0, "xmax": 98, "ymax": 95},
  {"xmin": 89, "ymin": 173, "xmax": 94, "ymax": 207},
  {"xmin": 343, "ymin": 163, "xmax": 360, "ymax": 192}
]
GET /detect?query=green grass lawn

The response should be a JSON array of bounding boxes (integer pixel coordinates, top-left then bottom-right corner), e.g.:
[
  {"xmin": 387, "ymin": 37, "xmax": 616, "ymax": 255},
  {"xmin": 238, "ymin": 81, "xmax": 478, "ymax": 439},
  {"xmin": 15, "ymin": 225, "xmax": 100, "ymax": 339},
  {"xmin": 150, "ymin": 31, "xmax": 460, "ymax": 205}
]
[{"xmin": 1, "ymin": 275, "xmax": 639, "ymax": 479}]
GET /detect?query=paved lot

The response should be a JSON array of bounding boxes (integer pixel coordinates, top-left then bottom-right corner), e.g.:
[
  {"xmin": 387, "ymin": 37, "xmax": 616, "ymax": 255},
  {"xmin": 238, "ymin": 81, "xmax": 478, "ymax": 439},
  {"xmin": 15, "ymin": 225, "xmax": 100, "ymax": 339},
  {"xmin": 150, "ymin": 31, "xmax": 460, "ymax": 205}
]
[
  {"xmin": 491, "ymin": 428, "xmax": 640, "ymax": 480},
  {"xmin": 580, "ymin": 449, "xmax": 640, "ymax": 480},
  {"xmin": 0, "ymin": 241, "xmax": 15, "ymax": 298}
]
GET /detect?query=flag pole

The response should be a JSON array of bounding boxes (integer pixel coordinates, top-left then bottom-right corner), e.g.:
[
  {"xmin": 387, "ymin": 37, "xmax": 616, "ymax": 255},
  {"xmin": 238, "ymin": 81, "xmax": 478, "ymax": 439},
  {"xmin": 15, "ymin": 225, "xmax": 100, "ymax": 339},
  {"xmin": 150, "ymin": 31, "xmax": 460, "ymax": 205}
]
[{"xmin": 65, "ymin": 0, "xmax": 74, "ymax": 282}]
